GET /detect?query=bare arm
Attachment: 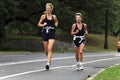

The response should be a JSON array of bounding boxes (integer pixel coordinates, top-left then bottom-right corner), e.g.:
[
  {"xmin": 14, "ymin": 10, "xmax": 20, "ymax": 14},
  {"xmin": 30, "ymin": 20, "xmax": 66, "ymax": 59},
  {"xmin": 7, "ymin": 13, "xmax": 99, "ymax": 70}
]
[
  {"xmin": 83, "ymin": 23, "xmax": 88, "ymax": 35},
  {"xmin": 53, "ymin": 15, "xmax": 58, "ymax": 27},
  {"xmin": 37, "ymin": 15, "xmax": 46, "ymax": 27},
  {"xmin": 71, "ymin": 24, "xmax": 79, "ymax": 35}
]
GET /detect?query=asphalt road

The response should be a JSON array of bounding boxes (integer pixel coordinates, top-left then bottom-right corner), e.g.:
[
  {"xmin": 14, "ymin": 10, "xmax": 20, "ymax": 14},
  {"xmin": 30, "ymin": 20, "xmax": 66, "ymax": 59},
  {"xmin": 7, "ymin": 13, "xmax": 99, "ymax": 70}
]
[{"xmin": 0, "ymin": 52, "xmax": 120, "ymax": 80}]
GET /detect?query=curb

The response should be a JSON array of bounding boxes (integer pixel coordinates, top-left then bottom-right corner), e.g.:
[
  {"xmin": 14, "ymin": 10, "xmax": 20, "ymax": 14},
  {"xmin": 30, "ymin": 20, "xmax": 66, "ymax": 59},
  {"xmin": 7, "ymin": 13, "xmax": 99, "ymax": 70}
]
[
  {"xmin": 86, "ymin": 63, "xmax": 120, "ymax": 80},
  {"xmin": 87, "ymin": 69, "xmax": 105, "ymax": 80}
]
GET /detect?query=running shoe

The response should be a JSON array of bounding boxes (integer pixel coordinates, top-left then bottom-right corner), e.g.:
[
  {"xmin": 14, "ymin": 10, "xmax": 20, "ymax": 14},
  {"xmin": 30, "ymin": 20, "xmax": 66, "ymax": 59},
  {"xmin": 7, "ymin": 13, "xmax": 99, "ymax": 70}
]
[
  {"xmin": 45, "ymin": 62, "xmax": 51, "ymax": 70},
  {"xmin": 45, "ymin": 64, "xmax": 49, "ymax": 70},
  {"xmin": 79, "ymin": 62, "xmax": 84, "ymax": 70},
  {"xmin": 75, "ymin": 62, "xmax": 84, "ymax": 71},
  {"xmin": 79, "ymin": 66, "xmax": 84, "ymax": 70},
  {"xmin": 50, "ymin": 61, "xmax": 52, "ymax": 65},
  {"xmin": 75, "ymin": 63, "xmax": 81, "ymax": 71}
]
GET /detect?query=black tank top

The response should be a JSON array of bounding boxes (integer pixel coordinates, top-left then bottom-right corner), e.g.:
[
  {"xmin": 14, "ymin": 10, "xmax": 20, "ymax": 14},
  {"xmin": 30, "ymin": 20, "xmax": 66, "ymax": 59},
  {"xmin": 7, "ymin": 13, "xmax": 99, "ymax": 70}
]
[
  {"xmin": 42, "ymin": 15, "xmax": 55, "ymax": 27},
  {"xmin": 74, "ymin": 23, "xmax": 85, "ymax": 36}
]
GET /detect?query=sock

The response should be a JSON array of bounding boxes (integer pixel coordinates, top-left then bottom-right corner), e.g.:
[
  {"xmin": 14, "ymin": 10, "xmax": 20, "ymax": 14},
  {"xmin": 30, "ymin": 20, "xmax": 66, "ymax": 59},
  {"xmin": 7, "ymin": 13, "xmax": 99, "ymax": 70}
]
[
  {"xmin": 47, "ymin": 62, "xmax": 50, "ymax": 65},
  {"xmin": 79, "ymin": 62, "xmax": 83, "ymax": 66}
]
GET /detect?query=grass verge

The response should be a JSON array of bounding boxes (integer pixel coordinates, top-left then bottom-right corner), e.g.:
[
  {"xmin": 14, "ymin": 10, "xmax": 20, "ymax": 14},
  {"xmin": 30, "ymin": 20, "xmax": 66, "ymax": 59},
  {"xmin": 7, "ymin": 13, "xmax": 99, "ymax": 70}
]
[{"xmin": 93, "ymin": 64, "xmax": 120, "ymax": 80}]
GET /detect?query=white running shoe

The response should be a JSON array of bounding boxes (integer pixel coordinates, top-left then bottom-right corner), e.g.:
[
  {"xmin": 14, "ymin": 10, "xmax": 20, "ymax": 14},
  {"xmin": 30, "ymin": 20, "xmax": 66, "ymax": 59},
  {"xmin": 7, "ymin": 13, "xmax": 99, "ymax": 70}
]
[
  {"xmin": 75, "ymin": 62, "xmax": 84, "ymax": 71},
  {"xmin": 75, "ymin": 63, "xmax": 81, "ymax": 71},
  {"xmin": 79, "ymin": 66, "xmax": 84, "ymax": 70},
  {"xmin": 79, "ymin": 62, "xmax": 84, "ymax": 70}
]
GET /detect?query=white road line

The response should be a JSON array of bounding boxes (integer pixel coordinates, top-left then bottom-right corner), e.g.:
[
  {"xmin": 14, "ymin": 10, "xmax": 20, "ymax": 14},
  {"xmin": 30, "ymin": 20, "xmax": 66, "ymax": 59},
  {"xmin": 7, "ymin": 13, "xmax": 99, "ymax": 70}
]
[
  {"xmin": 0, "ymin": 57, "xmax": 73, "ymax": 67},
  {"xmin": 0, "ymin": 54, "xmax": 115, "ymax": 67},
  {"xmin": 0, "ymin": 56, "xmax": 120, "ymax": 80}
]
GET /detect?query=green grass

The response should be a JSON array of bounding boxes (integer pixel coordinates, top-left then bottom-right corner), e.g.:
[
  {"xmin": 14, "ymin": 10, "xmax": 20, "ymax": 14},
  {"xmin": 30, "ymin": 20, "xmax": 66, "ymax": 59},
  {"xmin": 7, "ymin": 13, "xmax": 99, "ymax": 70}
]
[
  {"xmin": 85, "ymin": 34, "xmax": 118, "ymax": 52},
  {"xmin": 93, "ymin": 64, "xmax": 120, "ymax": 80}
]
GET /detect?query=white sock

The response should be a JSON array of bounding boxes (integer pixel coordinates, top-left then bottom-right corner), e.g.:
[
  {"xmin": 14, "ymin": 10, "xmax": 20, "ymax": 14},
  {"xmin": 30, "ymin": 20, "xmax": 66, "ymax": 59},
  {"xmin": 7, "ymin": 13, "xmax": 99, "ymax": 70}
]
[
  {"xmin": 78, "ymin": 62, "xmax": 82, "ymax": 66},
  {"xmin": 76, "ymin": 62, "xmax": 79, "ymax": 65},
  {"xmin": 47, "ymin": 62, "xmax": 50, "ymax": 65}
]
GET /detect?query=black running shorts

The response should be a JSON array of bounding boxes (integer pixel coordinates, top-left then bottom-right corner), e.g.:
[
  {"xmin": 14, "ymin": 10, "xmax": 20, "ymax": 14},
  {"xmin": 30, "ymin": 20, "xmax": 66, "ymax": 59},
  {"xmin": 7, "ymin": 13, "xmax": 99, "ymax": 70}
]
[
  {"xmin": 73, "ymin": 38, "xmax": 86, "ymax": 47},
  {"xmin": 41, "ymin": 29, "xmax": 56, "ymax": 41}
]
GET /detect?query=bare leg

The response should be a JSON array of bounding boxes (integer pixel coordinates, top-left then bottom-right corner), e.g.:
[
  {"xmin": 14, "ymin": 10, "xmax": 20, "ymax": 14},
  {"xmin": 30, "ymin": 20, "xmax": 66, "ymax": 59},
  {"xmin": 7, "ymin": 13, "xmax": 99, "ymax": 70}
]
[
  {"xmin": 47, "ymin": 39, "xmax": 55, "ymax": 63},
  {"xmin": 43, "ymin": 41, "xmax": 48, "ymax": 56},
  {"xmin": 79, "ymin": 43, "xmax": 85, "ymax": 62},
  {"xmin": 75, "ymin": 46, "xmax": 81, "ymax": 71},
  {"xmin": 76, "ymin": 43, "xmax": 85, "ymax": 70},
  {"xmin": 75, "ymin": 47, "xmax": 79, "ymax": 62}
]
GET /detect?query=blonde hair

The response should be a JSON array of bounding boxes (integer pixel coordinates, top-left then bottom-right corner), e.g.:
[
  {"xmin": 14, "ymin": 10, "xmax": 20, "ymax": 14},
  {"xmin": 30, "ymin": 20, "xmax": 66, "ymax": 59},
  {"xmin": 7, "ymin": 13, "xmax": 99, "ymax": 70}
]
[
  {"xmin": 75, "ymin": 12, "xmax": 82, "ymax": 17},
  {"xmin": 46, "ymin": 3, "xmax": 54, "ymax": 10},
  {"xmin": 43, "ymin": 11, "xmax": 47, "ymax": 14}
]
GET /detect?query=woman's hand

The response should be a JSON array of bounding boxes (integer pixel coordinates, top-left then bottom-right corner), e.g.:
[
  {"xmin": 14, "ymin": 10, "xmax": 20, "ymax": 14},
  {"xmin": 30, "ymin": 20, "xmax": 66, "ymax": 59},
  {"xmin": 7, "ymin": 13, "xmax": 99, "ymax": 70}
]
[
  {"xmin": 43, "ymin": 22, "xmax": 47, "ymax": 26},
  {"xmin": 75, "ymin": 30, "xmax": 79, "ymax": 34}
]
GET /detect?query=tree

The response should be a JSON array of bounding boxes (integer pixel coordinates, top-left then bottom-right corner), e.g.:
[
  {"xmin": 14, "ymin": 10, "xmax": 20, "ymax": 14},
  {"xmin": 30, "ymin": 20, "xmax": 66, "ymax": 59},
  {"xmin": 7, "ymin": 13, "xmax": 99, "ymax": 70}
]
[
  {"xmin": 0, "ymin": 0, "xmax": 120, "ymax": 45},
  {"xmin": 112, "ymin": 0, "xmax": 120, "ymax": 37},
  {"xmin": 0, "ymin": 0, "xmax": 9, "ymax": 45}
]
